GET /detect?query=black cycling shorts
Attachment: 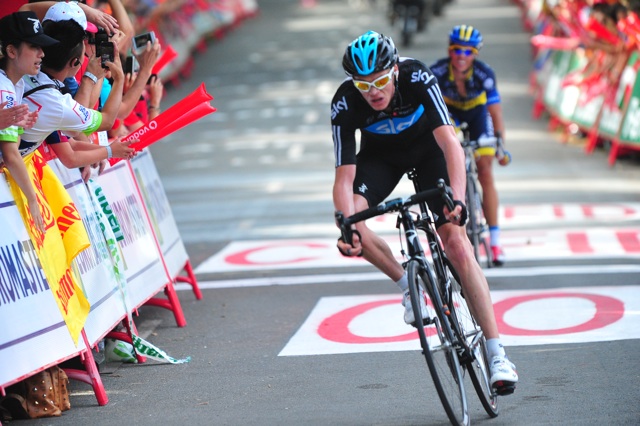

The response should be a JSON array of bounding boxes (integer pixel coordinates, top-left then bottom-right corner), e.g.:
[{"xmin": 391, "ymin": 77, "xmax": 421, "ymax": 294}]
[{"xmin": 353, "ymin": 146, "xmax": 450, "ymax": 228}]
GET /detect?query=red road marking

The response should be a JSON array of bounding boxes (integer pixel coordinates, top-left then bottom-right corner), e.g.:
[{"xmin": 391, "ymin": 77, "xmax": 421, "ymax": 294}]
[
  {"xmin": 493, "ymin": 292, "xmax": 625, "ymax": 336},
  {"xmin": 225, "ymin": 242, "xmax": 327, "ymax": 265},
  {"xmin": 316, "ymin": 292, "xmax": 625, "ymax": 343},
  {"xmin": 616, "ymin": 231, "xmax": 640, "ymax": 253},
  {"xmin": 317, "ymin": 299, "xmax": 420, "ymax": 344},
  {"xmin": 567, "ymin": 232, "xmax": 594, "ymax": 253},
  {"xmin": 553, "ymin": 204, "xmax": 564, "ymax": 218}
]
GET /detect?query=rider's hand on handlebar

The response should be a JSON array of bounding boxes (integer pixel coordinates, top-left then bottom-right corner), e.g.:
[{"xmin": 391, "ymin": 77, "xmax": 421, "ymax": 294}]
[
  {"xmin": 443, "ymin": 200, "xmax": 468, "ymax": 227},
  {"xmin": 337, "ymin": 232, "xmax": 363, "ymax": 257},
  {"xmin": 495, "ymin": 134, "xmax": 511, "ymax": 166},
  {"xmin": 498, "ymin": 149, "xmax": 512, "ymax": 166}
]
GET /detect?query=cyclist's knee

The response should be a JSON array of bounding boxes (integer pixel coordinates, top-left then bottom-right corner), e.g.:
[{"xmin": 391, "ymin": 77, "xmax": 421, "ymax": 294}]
[
  {"xmin": 476, "ymin": 161, "xmax": 495, "ymax": 183},
  {"xmin": 440, "ymin": 226, "xmax": 471, "ymax": 257}
]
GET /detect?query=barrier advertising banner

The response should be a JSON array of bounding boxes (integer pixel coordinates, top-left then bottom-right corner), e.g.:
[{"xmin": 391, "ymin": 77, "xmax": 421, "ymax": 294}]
[
  {"xmin": 4, "ymin": 152, "xmax": 90, "ymax": 345},
  {"xmin": 598, "ymin": 52, "xmax": 639, "ymax": 139},
  {"xmin": 618, "ymin": 54, "xmax": 640, "ymax": 147},
  {"xmin": 130, "ymin": 150, "xmax": 189, "ymax": 279},
  {"xmin": 48, "ymin": 161, "xmax": 129, "ymax": 346},
  {"xmin": 91, "ymin": 162, "xmax": 168, "ymax": 310},
  {"xmin": 0, "ymin": 177, "xmax": 87, "ymax": 387}
]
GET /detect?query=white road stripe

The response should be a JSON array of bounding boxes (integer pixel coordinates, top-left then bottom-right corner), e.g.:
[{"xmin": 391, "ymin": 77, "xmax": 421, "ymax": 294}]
[{"xmin": 176, "ymin": 264, "xmax": 640, "ymax": 290}]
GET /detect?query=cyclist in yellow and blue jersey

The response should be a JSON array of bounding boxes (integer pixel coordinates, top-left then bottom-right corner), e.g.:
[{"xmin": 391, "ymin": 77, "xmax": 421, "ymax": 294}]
[{"xmin": 430, "ymin": 24, "xmax": 511, "ymax": 267}]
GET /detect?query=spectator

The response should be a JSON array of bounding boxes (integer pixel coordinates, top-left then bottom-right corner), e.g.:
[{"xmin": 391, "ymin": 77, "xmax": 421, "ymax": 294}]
[
  {"xmin": 0, "ymin": 11, "xmax": 58, "ymax": 234},
  {"xmin": 19, "ymin": 16, "xmax": 134, "ymax": 170}
]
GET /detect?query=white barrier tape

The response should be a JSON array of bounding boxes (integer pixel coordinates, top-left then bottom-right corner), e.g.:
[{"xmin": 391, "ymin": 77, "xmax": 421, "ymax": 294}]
[{"xmin": 131, "ymin": 334, "xmax": 191, "ymax": 364}]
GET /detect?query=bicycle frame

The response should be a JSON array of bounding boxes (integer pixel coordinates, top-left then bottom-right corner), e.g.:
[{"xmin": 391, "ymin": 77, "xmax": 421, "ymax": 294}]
[
  {"xmin": 405, "ymin": 170, "xmax": 451, "ymax": 297},
  {"xmin": 406, "ymin": 171, "xmax": 475, "ymax": 350},
  {"xmin": 458, "ymin": 123, "xmax": 492, "ymax": 268},
  {"xmin": 335, "ymin": 176, "xmax": 498, "ymax": 424}
]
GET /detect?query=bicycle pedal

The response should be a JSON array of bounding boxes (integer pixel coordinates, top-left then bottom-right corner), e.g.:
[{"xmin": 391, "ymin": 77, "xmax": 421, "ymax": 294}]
[
  {"xmin": 412, "ymin": 317, "xmax": 434, "ymax": 328},
  {"xmin": 493, "ymin": 381, "xmax": 516, "ymax": 396}
]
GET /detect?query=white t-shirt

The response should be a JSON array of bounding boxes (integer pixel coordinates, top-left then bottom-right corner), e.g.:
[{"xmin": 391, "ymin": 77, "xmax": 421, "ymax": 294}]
[
  {"xmin": 0, "ymin": 70, "xmax": 25, "ymax": 144},
  {"xmin": 20, "ymin": 72, "xmax": 102, "ymax": 156}
]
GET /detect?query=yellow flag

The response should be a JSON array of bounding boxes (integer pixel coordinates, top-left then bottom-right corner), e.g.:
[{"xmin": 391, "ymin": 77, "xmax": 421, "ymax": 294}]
[{"xmin": 3, "ymin": 150, "xmax": 91, "ymax": 345}]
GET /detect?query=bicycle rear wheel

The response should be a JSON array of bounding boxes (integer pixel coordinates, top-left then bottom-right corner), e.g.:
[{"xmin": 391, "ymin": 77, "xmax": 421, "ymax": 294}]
[
  {"xmin": 466, "ymin": 176, "xmax": 491, "ymax": 269},
  {"xmin": 407, "ymin": 260, "xmax": 469, "ymax": 426},
  {"xmin": 445, "ymin": 259, "xmax": 499, "ymax": 418}
]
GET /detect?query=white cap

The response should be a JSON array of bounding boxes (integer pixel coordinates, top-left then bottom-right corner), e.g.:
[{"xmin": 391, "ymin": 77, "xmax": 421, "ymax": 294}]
[{"xmin": 43, "ymin": 1, "xmax": 98, "ymax": 33}]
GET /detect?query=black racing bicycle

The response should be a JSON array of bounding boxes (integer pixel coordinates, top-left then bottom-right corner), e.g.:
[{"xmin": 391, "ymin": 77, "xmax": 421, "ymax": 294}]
[
  {"xmin": 458, "ymin": 122, "xmax": 493, "ymax": 269},
  {"xmin": 335, "ymin": 175, "xmax": 498, "ymax": 426}
]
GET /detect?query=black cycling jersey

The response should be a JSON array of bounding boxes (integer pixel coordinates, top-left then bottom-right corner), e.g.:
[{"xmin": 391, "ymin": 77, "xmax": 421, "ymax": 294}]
[
  {"xmin": 330, "ymin": 57, "xmax": 453, "ymax": 225},
  {"xmin": 331, "ymin": 57, "xmax": 452, "ymax": 168}
]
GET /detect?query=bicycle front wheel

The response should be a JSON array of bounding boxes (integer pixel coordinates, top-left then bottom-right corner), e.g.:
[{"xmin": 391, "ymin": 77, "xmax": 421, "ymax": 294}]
[
  {"xmin": 446, "ymin": 259, "xmax": 499, "ymax": 417},
  {"xmin": 407, "ymin": 260, "xmax": 469, "ymax": 426}
]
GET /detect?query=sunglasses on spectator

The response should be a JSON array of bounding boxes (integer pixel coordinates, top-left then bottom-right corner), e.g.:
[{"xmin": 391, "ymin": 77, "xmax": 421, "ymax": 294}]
[
  {"xmin": 449, "ymin": 45, "xmax": 478, "ymax": 56},
  {"xmin": 353, "ymin": 68, "xmax": 395, "ymax": 92}
]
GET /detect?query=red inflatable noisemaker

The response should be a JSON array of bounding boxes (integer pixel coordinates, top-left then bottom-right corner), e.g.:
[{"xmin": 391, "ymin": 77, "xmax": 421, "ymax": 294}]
[
  {"xmin": 109, "ymin": 83, "xmax": 216, "ymax": 166},
  {"xmin": 152, "ymin": 45, "xmax": 178, "ymax": 76}
]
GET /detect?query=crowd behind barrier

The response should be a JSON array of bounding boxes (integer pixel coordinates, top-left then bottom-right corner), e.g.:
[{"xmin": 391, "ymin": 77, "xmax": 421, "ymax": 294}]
[
  {"xmin": 513, "ymin": 0, "xmax": 640, "ymax": 166},
  {"xmin": 0, "ymin": 0, "xmax": 258, "ymax": 420},
  {"xmin": 116, "ymin": 0, "xmax": 259, "ymax": 85}
]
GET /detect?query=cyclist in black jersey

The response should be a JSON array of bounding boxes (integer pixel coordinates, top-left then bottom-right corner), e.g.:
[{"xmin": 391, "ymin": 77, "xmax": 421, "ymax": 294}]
[
  {"xmin": 430, "ymin": 25, "xmax": 511, "ymax": 267},
  {"xmin": 331, "ymin": 31, "xmax": 517, "ymax": 393}
]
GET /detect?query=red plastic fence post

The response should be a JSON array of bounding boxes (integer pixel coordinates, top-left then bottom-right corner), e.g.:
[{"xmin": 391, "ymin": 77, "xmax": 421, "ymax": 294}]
[
  {"xmin": 175, "ymin": 260, "xmax": 203, "ymax": 300},
  {"xmin": 585, "ymin": 129, "xmax": 599, "ymax": 153},
  {"xmin": 105, "ymin": 318, "xmax": 147, "ymax": 363},
  {"xmin": 145, "ymin": 282, "xmax": 187, "ymax": 327},
  {"xmin": 62, "ymin": 330, "xmax": 108, "ymax": 406},
  {"xmin": 608, "ymin": 139, "xmax": 620, "ymax": 166}
]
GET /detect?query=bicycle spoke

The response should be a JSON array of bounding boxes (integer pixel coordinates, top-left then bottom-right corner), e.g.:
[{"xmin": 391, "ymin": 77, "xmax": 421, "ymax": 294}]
[
  {"xmin": 408, "ymin": 260, "xmax": 469, "ymax": 426},
  {"xmin": 446, "ymin": 259, "xmax": 499, "ymax": 418}
]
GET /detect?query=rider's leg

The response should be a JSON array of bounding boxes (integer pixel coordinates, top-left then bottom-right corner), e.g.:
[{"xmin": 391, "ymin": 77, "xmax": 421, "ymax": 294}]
[
  {"xmin": 476, "ymin": 154, "xmax": 498, "ymax": 231},
  {"xmin": 353, "ymin": 194, "xmax": 405, "ymax": 282},
  {"xmin": 353, "ymin": 194, "xmax": 426, "ymax": 324},
  {"xmin": 438, "ymin": 222, "xmax": 518, "ymax": 392},
  {"xmin": 476, "ymin": 154, "xmax": 505, "ymax": 265},
  {"xmin": 437, "ymin": 222, "xmax": 500, "ymax": 340}
]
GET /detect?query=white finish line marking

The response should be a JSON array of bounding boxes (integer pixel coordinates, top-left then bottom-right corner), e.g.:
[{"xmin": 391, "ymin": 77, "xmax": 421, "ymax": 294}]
[
  {"xmin": 278, "ymin": 286, "xmax": 640, "ymax": 356},
  {"xmin": 194, "ymin": 228, "xmax": 640, "ymax": 274},
  {"xmin": 176, "ymin": 264, "xmax": 640, "ymax": 290}
]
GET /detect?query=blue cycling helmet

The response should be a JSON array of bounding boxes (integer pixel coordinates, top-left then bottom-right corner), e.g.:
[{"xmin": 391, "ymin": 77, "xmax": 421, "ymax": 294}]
[
  {"xmin": 449, "ymin": 25, "xmax": 483, "ymax": 50},
  {"xmin": 342, "ymin": 31, "xmax": 398, "ymax": 77}
]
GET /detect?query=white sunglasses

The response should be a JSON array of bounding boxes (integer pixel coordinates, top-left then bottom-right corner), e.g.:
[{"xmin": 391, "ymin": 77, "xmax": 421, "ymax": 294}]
[{"xmin": 353, "ymin": 68, "xmax": 395, "ymax": 92}]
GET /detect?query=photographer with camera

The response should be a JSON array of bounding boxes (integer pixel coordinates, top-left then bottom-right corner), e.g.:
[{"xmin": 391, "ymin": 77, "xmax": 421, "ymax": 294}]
[
  {"xmin": 118, "ymin": 33, "xmax": 162, "ymax": 130},
  {"xmin": 18, "ymin": 15, "xmax": 134, "ymax": 169}
]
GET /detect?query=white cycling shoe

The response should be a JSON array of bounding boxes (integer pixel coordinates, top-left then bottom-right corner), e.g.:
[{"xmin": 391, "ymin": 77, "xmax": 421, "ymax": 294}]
[
  {"xmin": 402, "ymin": 289, "xmax": 429, "ymax": 326},
  {"xmin": 489, "ymin": 355, "xmax": 518, "ymax": 395}
]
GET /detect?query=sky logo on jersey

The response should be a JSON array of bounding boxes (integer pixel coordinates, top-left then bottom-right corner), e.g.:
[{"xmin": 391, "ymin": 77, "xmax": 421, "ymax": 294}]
[
  {"xmin": 411, "ymin": 69, "xmax": 435, "ymax": 85},
  {"xmin": 73, "ymin": 103, "xmax": 90, "ymax": 123},
  {"xmin": 364, "ymin": 105, "xmax": 424, "ymax": 135},
  {"xmin": 331, "ymin": 96, "xmax": 348, "ymax": 120}
]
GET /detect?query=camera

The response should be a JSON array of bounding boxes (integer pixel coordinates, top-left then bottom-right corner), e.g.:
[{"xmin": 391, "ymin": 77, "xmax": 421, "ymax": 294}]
[
  {"xmin": 124, "ymin": 55, "xmax": 139, "ymax": 74},
  {"xmin": 96, "ymin": 42, "xmax": 115, "ymax": 68},
  {"xmin": 132, "ymin": 31, "xmax": 156, "ymax": 54},
  {"xmin": 89, "ymin": 27, "xmax": 109, "ymax": 45}
]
